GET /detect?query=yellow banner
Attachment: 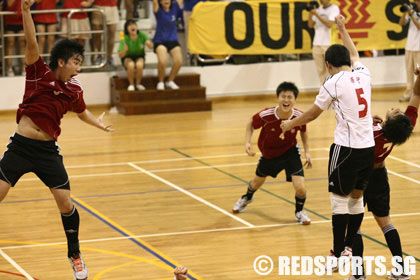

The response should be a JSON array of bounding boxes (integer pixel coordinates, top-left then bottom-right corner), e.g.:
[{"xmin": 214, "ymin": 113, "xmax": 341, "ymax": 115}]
[{"xmin": 188, "ymin": 0, "xmax": 408, "ymax": 55}]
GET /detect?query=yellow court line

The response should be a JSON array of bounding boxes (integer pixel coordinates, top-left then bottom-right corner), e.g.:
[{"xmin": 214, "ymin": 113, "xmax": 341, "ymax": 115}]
[
  {"xmin": 93, "ymin": 260, "xmax": 144, "ymax": 280},
  {"xmin": 71, "ymin": 195, "xmax": 203, "ymax": 280}
]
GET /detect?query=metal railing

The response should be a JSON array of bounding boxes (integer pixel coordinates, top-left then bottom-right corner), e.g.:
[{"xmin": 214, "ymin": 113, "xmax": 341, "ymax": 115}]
[{"xmin": 0, "ymin": 8, "xmax": 108, "ymax": 76}]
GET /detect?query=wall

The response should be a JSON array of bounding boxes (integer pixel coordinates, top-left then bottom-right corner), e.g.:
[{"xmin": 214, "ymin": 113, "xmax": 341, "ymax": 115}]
[{"xmin": 0, "ymin": 55, "xmax": 406, "ymax": 111}]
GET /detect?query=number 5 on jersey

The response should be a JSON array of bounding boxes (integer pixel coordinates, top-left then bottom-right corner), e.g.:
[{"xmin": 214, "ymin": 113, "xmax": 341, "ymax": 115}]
[{"xmin": 355, "ymin": 88, "xmax": 368, "ymax": 118}]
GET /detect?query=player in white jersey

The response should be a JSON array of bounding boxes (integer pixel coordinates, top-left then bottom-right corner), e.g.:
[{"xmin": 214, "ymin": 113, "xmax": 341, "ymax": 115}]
[{"xmin": 281, "ymin": 15, "xmax": 375, "ymax": 263}]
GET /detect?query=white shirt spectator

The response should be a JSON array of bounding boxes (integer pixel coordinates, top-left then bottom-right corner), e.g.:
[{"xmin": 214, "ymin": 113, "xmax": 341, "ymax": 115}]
[
  {"xmin": 405, "ymin": 12, "xmax": 420, "ymax": 51},
  {"xmin": 314, "ymin": 62, "xmax": 374, "ymax": 148},
  {"xmin": 312, "ymin": 4, "xmax": 340, "ymax": 46}
]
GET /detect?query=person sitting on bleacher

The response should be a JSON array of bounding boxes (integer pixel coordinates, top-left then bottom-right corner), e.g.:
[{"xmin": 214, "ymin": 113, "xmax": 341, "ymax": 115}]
[
  {"xmin": 118, "ymin": 19, "xmax": 153, "ymax": 91},
  {"xmin": 152, "ymin": 0, "xmax": 183, "ymax": 90}
]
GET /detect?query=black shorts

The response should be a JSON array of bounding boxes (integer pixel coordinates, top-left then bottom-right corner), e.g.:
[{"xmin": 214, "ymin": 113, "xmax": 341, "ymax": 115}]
[
  {"xmin": 256, "ymin": 146, "xmax": 304, "ymax": 182},
  {"xmin": 153, "ymin": 41, "xmax": 180, "ymax": 53},
  {"xmin": 121, "ymin": 55, "xmax": 145, "ymax": 66},
  {"xmin": 328, "ymin": 144, "xmax": 374, "ymax": 196},
  {"xmin": 0, "ymin": 133, "xmax": 70, "ymax": 190},
  {"xmin": 5, "ymin": 25, "xmax": 23, "ymax": 32},
  {"xmin": 364, "ymin": 167, "xmax": 390, "ymax": 217}
]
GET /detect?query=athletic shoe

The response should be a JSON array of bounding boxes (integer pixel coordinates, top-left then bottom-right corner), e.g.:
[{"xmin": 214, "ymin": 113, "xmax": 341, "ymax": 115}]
[
  {"xmin": 345, "ymin": 276, "xmax": 367, "ymax": 280},
  {"xmin": 295, "ymin": 211, "xmax": 311, "ymax": 225},
  {"xmin": 127, "ymin": 85, "xmax": 135, "ymax": 91},
  {"xmin": 341, "ymin": 246, "xmax": 352, "ymax": 258},
  {"xmin": 165, "ymin": 80, "xmax": 179, "ymax": 90},
  {"xmin": 232, "ymin": 195, "xmax": 253, "ymax": 213},
  {"xmin": 69, "ymin": 252, "xmax": 88, "ymax": 280},
  {"xmin": 399, "ymin": 96, "xmax": 410, "ymax": 102},
  {"xmin": 157, "ymin": 81, "xmax": 165, "ymax": 90},
  {"xmin": 388, "ymin": 273, "xmax": 410, "ymax": 280},
  {"xmin": 327, "ymin": 249, "xmax": 339, "ymax": 272},
  {"xmin": 136, "ymin": 84, "xmax": 146, "ymax": 90}
]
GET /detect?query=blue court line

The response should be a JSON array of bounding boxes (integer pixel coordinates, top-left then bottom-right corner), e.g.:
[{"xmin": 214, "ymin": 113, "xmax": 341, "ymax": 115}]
[{"xmin": 170, "ymin": 148, "xmax": 420, "ymax": 263}]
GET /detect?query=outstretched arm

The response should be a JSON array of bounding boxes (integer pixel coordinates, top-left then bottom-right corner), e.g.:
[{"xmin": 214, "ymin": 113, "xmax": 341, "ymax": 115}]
[
  {"xmin": 281, "ymin": 104, "xmax": 323, "ymax": 133},
  {"xmin": 335, "ymin": 15, "xmax": 359, "ymax": 63},
  {"xmin": 77, "ymin": 110, "xmax": 114, "ymax": 132},
  {"xmin": 408, "ymin": 65, "xmax": 420, "ymax": 109},
  {"xmin": 21, "ymin": 0, "xmax": 39, "ymax": 66}
]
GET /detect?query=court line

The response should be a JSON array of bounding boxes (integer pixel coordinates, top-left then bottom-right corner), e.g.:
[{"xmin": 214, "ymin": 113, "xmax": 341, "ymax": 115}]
[
  {"xmin": 127, "ymin": 162, "xmax": 255, "ymax": 228},
  {"xmin": 2, "ymin": 211, "xmax": 420, "ymax": 251},
  {"xmin": 387, "ymin": 169, "xmax": 420, "ymax": 184},
  {"xmin": 388, "ymin": 155, "xmax": 420, "ymax": 169},
  {"xmin": 0, "ymin": 249, "xmax": 35, "ymax": 280}
]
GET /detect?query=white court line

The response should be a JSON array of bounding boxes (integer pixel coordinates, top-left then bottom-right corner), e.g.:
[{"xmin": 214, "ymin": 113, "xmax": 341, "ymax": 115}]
[
  {"xmin": 18, "ymin": 157, "xmax": 330, "ymax": 182},
  {"xmin": 2, "ymin": 211, "xmax": 420, "ymax": 251},
  {"xmin": 65, "ymin": 147, "xmax": 329, "ymax": 169},
  {"xmin": 127, "ymin": 162, "xmax": 255, "ymax": 228},
  {"xmin": 0, "ymin": 249, "xmax": 35, "ymax": 280},
  {"xmin": 387, "ymin": 169, "xmax": 420, "ymax": 185},
  {"xmin": 388, "ymin": 155, "xmax": 420, "ymax": 169}
]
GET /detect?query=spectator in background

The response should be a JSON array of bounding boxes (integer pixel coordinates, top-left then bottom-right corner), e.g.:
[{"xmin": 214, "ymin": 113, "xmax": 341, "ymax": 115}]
[
  {"xmin": 4, "ymin": 0, "xmax": 25, "ymax": 76},
  {"xmin": 152, "ymin": 0, "xmax": 183, "ymax": 90},
  {"xmin": 34, "ymin": 0, "xmax": 58, "ymax": 56},
  {"xmin": 117, "ymin": 0, "xmax": 139, "ymax": 19},
  {"xmin": 91, "ymin": 0, "xmax": 119, "ymax": 67},
  {"xmin": 308, "ymin": 0, "xmax": 340, "ymax": 84},
  {"xmin": 61, "ymin": 0, "xmax": 92, "ymax": 46},
  {"xmin": 182, "ymin": 0, "xmax": 204, "ymax": 64},
  {"xmin": 118, "ymin": 19, "xmax": 153, "ymax": 91},
  {"xmin": 398, "ymin": 0, "xmax": 420, "ymax": 102}
]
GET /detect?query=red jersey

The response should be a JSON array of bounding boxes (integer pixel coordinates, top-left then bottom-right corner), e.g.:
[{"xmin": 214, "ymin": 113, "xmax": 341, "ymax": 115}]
[
  {"xmin": 374, "ymin": 106, "xmax": 418, "ymax": 164},
  {"xmin": 17, "ymin": 58, "xmax": 86, "ymax": 140},
  {"xmin": 62, "ymin": 0, "xmax": 88, "ymax": 19},
  {"xmin": 5, "ymin": 0, "xmax": 22, "ymax": 26},
  {"xmin": 253, "ymin": 107, "xmax": 306, "ymax": 159},
  {"xmin": 34, "ymin": 0, "xmax": 58, "ymax": 23},
  {"xmin": 93, "ymin": 0, "xmax": 117, "ymax": 6}
]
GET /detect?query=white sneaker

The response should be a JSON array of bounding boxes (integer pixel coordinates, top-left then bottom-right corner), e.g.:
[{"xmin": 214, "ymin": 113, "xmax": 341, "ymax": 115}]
[
  {"xmin": 136, "ymin": 84, "xmax": 146, "ymax": 90},
  {"xmin": 157, "ymin": 81, "xmax": 165, "ymax": 90},
  {"xmin": 232, "ymin": 195, "xmax": 253, "ymax": 213},
  {"xmin": 165, "ymin": 80, "xmax": 179, "ymax": 90},
  {"xmin": 69, "ymin": 253, "xmax": 88, "ymax": 280},
  {"xmin": 341, "ymin": 246, "xmax": 352, "ymax": 258},
  {"xmin": 389, "ymin": 273, "xmax": 410, "ymax": 280},
  {"xmin": 295, "ymin": 211, "xmax": 311, "ymax": 225},
  {"xmin": 127, "ymin": 85, "xmax": 135, "ymax": 91},
  {"xmin": 345, "ymin": 276, "xmax": 366, "ymax": 280},
  {"xmin": 327, "ymin": 249, "xmax": 338, "ymax": 272}
]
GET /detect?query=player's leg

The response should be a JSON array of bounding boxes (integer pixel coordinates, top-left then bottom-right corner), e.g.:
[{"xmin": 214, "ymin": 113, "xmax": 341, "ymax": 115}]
[
  {"xmin": 123, "ymin": 57, "xmax": 135, "ymax": 90},
  {"xmin": 134, "ymin": 57, "xmax": 145, "ymax": 90},
  {"xmin": 232, "ymin": 175, "xmax": 265, "ymax": 214},
  {"xmin": 0, "ymin": 180, "xmax": 11, "ymax": 202},
  {"xmin": 291, "ymin": 176, "xmax": 311, "ymax": 225},
  {"xmin": 155, "ymin": 44, "xmax": 168, "ymax": 90},
  {"xmin": 167, "ymin": 44, "xmax": 182, "ymax": 89}
]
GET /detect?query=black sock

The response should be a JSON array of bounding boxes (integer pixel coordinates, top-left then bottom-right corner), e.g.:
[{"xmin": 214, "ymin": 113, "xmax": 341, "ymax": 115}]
[
  {"xmin": 345, "ymin": 213, "xmax": 364, "ymax": 248},
  {"xmin": 61, "ymin": 206, "xmax": 80, "ymax": 258},
  {"xmin": 295, "ymin": 193, "xmax": 306, "ymax": 213},
  {"xmin": 332, "ymin": 214, "xmax": 348, "ymax": 257},
  {"xmin": 383, "ymin": 224, "xmax": 403, "ymax": 267},
  {"xmin": 245, "ymin": 182, "xmax": 256, "ymax": 200},
  {"xmin": 352, "ymin": 231, "xmax": 365, "ymax": 278}
]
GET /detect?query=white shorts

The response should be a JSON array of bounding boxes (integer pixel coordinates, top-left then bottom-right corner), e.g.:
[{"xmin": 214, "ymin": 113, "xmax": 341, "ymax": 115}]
[
  {"xmin": 91, "ymin": 5, "xmax": 119, "ymax": 25},
  {"xmin": 61, "ymin": 18, "xmax": 91, "ymax": 39}
]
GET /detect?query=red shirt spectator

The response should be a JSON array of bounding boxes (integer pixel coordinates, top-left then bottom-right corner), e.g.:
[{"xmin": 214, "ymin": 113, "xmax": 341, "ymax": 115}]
[
  {"xmin": 5, "ymin": 0, "xmax": 23, "ymax": 26},
  {"xmin": 62, "ymin": 0, "xmax": 88, "ymax": 19},
  {"xmin": 34, "ymin": 0, "xmax": 58, "ymax": 24},
  {"xmin": 93, "ymin": 0, "xmax": 116, "ymax": 6}
]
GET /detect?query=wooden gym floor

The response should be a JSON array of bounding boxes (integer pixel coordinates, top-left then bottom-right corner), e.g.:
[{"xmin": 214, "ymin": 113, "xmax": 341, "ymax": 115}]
[{"xmin": 0, "ymin": 88, "xmax": 419, "ymax": 279}]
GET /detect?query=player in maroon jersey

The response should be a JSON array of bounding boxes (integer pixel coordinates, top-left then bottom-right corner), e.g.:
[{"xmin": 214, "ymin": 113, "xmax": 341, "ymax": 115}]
[
  {"xmin": 232, "ymin": 82, "xmax": 313, "ymax": 225},
  {"xmin": 345, "ymin": 67, "xmax": 420, "ymax": 280},
  {"xmin": 0, "ymin": 0, "xmax": 113, "ymax": 279}
]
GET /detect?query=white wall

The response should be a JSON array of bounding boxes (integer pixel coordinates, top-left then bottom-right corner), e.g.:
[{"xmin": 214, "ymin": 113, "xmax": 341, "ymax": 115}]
[{"xmin": 0, "ymin": 55, "xmax": 406, "ymax": 110}]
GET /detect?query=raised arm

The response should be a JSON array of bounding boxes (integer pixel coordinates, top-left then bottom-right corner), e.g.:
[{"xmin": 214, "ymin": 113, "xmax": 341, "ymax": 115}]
[
  {"xmin": 21, "ymin": 0, "xmax": 39, "ymax": 65},
  {"xmin": 408, "ymin": 10, "xmax": 420, "ymax": 29},
  {"xmin": 153, "ymin": 0, "xmax": 159, "ymax": 13},
  {"xmin": 245, "ymin": 117, "xmax": 256, "ymax": 156},
  {"xmin": 399, "ymin": 8, "xmax": 409, "ymax": 26},
  {"xmin": 176, "ymin": 0, "xmax": 183, "ymax": 8},
  {"xmin": 313, "ymin": 10, "xmax": 334, "ymax": 28},
  {"xmin": 335, "ymin": 15, "xmax": 359, "ymax": 63},
  {"xmin": 408, "ymin": 65, "xmax": 420, "ymax": 109}
]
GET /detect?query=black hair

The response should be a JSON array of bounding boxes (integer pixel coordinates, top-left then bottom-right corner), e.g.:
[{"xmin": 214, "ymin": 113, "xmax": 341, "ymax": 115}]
[
  {"xmin": 382, "ymin": 114, "xmax": 413, "ymax": 145},
  {"xmin": 49, "ymin": 39, "xmax": 84, "ymax": 71},
  {"xmin": 276, "ymin": 82, "xmax": 299, "ymax": 98},
  {"xmin": 325, "ymin": 44, "xmax": 351, "ymax": 67},
  {"xmin": 124, "ymin": 19, "xmax": 139, "ymax": 35}
]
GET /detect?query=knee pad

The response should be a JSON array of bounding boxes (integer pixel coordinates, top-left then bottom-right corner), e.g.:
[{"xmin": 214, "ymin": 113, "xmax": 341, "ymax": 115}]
[
  {"xmin": 348, "ymin": 196, "xmax": 364, "ymax": 215},
  {"xmin": 330, "ymin": 193, "xmax": 349, "ymax": 215}
]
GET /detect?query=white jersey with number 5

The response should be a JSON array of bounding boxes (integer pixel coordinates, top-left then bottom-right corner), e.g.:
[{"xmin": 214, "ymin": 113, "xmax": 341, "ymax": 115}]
[{"xmin": 314, "ymin": 61, "xmax": 374, "ymax": 148}]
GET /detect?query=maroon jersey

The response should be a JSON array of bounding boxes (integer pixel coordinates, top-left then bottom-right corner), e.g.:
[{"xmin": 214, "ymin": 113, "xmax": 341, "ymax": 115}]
[
  {"xmin": 17, "ymin": 57, "xmax": 86, "ymax": 140},
  {"xmin": 253, "ymin": 107, "xmax": 306, "ymax": 159},
  {"xmin": 374, "ymin": 106, "xmax": 418, "ymax": 164}
]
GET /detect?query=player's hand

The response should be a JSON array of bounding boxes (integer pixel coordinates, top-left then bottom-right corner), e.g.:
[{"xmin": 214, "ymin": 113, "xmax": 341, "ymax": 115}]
[
  {"xmin": 174, "ymin": 266, "xmax": 188, "ymax": 280},
  {"xmin": 22, "ymin": 0, "xmax": 36, "ymax": 10},
  {"xmin": 372, "ymin": 115, "xmax": 383, "ymax": 124},
  {"xmin": 98, "ymin": 112, "xmax": 114, "ymax": 132},
  {"xmin": 280, "ymin": 120, "xmax": 293, "ymax": 133},
  {"xmin": 415, "ymin": 63, "xmax": 420, "ymax": 75},
  {"xmin": 304, "ymin": 153, "xmax": 312, "ymax": 169},
  {"xmin": 245, "ymin": 142, "xmax": 255, "ymax": 156},
  {"xmin": 335, "ymin": 15, "xmax": 346, "ymax": 30}
]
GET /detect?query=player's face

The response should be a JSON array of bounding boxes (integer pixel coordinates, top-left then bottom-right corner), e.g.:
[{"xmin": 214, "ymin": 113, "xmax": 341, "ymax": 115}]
[
  {"xmin": 62, "ymin": 54, "xmax": 82, "ymax": 82},
  {"xmin": 386, "ymin": 108, "xmax": 404, "ymax": 121},
  {"xmin": 320, "ymin": 0, "xmax": 330, "ymax": 7},
  {"xmin": 277, "ymin": 90, "xmax": 296, "ymax": 113},
  {"xmin": 128, "ymin": 23, "xmax": 138, "ymax": 35}
]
